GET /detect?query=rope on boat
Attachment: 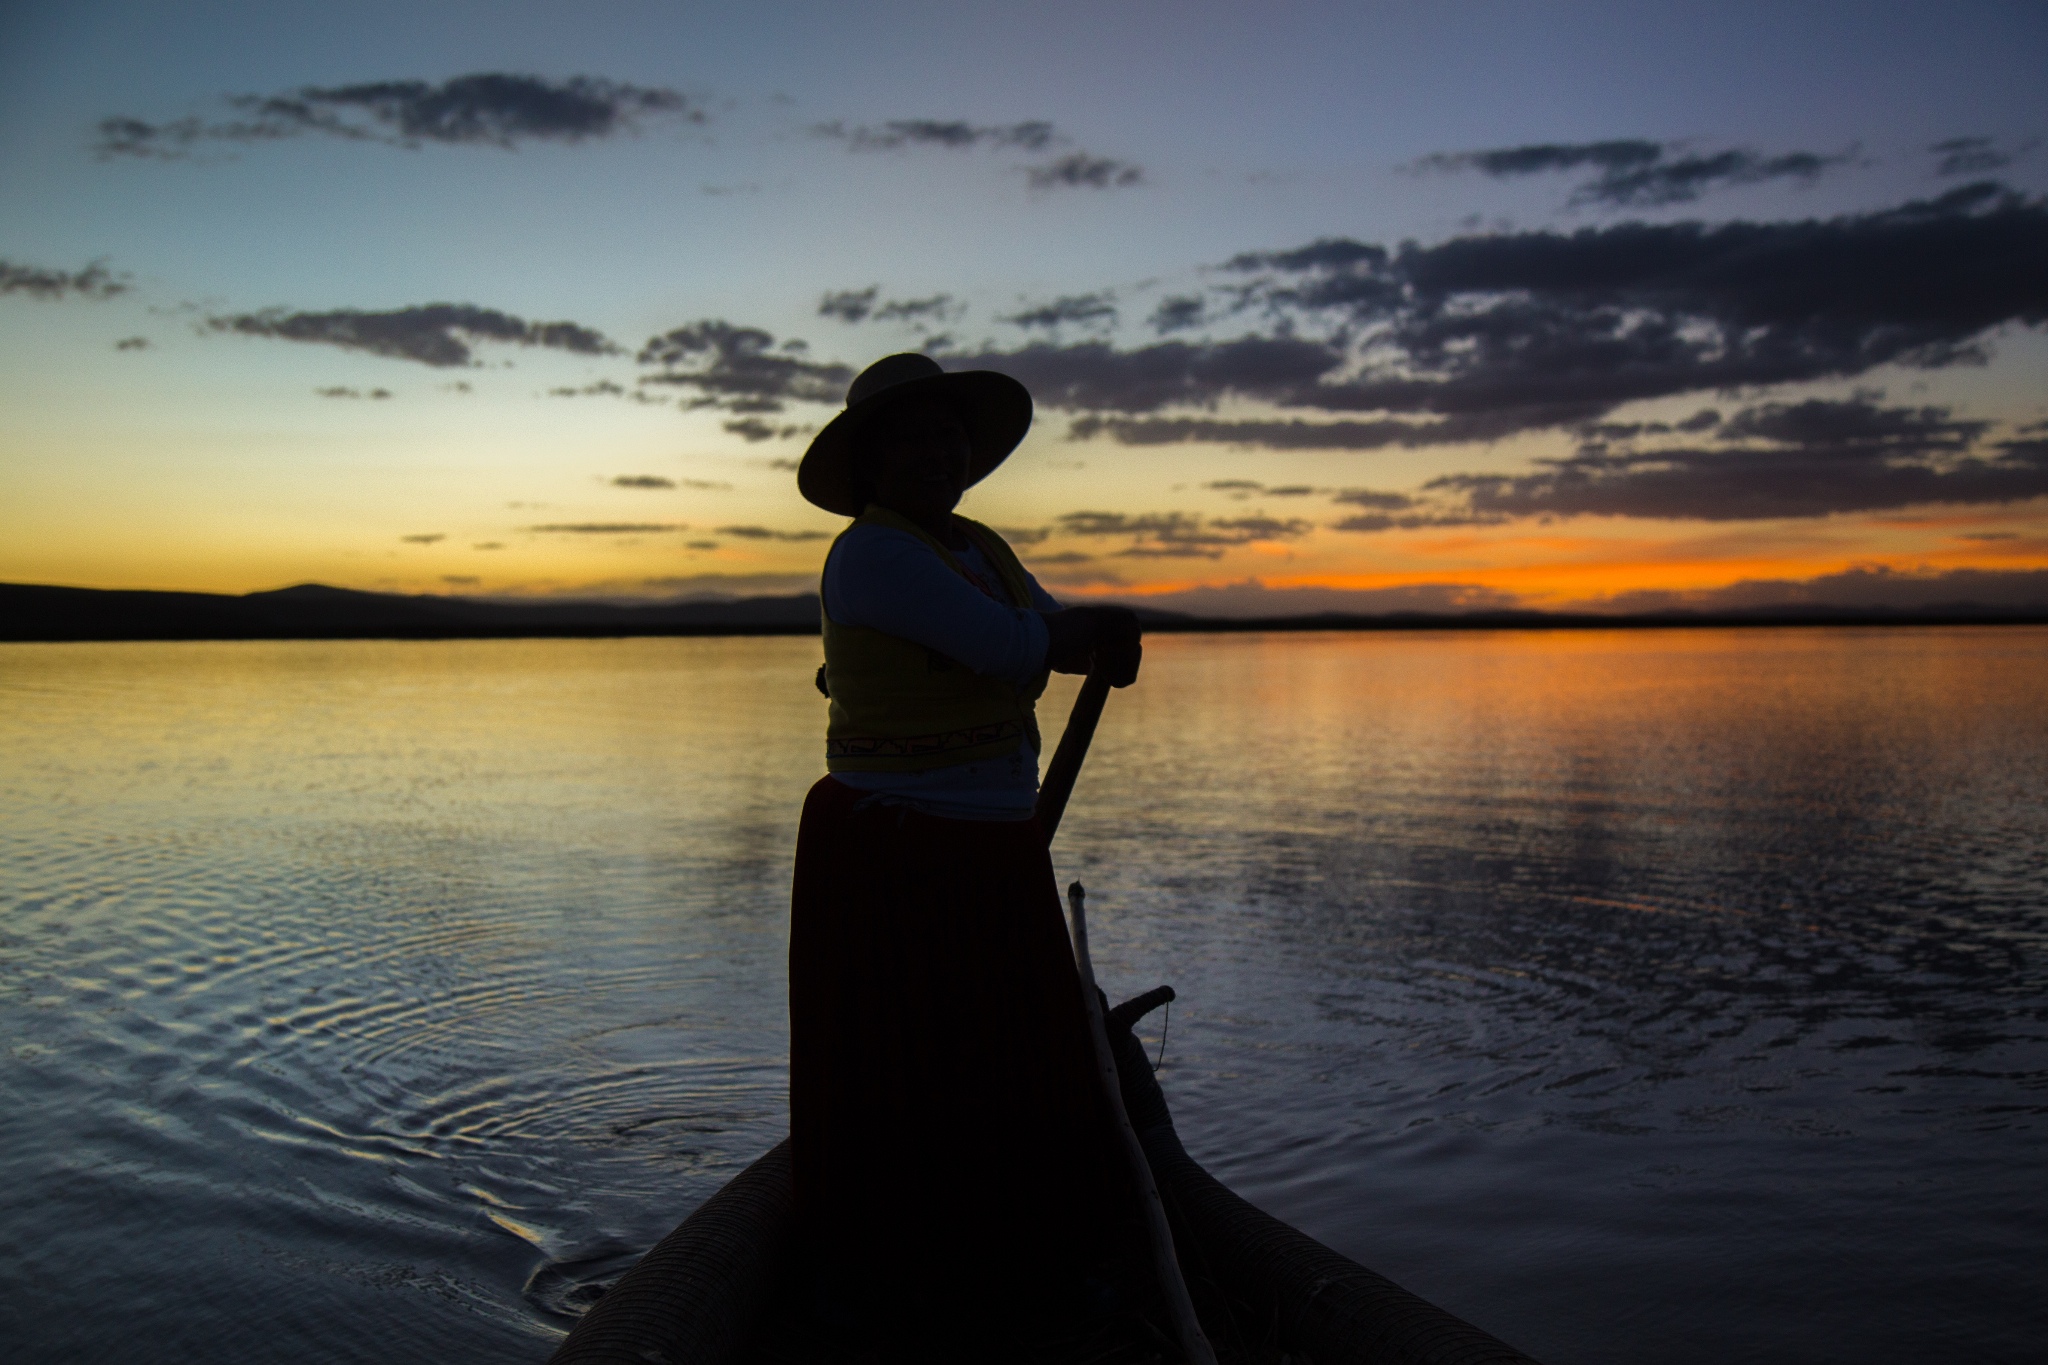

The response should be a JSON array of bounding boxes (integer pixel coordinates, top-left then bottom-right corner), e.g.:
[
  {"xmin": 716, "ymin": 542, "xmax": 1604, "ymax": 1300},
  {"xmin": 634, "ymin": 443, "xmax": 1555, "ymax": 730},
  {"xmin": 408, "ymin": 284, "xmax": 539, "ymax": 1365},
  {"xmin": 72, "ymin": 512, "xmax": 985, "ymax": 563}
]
[
  {"xmin": 1069, "ymin": 881, "xmax": 1221, "ymax": 1365},
  {"xmin": 1101, "ymin": 1020, "xmax": 1546, "ymax": 1365}
]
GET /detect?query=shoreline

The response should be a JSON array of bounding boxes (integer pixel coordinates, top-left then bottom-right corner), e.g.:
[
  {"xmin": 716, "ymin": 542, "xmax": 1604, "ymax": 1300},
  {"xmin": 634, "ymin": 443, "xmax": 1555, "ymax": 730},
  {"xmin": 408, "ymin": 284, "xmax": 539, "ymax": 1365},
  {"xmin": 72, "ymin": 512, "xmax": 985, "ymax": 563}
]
[{"xmin": 5, "ymin": 581, "xmax": 2045, "ymax": 643}]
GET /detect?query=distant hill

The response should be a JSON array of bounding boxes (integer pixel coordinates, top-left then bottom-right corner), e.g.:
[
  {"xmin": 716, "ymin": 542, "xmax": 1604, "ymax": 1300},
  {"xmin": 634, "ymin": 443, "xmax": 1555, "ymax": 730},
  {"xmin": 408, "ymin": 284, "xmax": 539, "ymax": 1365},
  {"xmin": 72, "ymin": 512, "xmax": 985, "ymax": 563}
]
[
  {"xmin": 0, "ymin": 582, "xmax": 824, "ymax": 642},
  {"xmin": 2, "ymin": 581, "xmax": 2042, "ymax": 643}
]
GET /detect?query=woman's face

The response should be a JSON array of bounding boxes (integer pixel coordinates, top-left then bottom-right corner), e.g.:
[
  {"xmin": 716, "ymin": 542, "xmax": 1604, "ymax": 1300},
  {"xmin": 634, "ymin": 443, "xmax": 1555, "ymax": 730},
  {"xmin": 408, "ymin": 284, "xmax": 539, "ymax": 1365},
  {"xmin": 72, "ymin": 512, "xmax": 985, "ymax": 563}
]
[{"xmin": 867, "ymin": 400, "xmax": 973, "ymax": 523}]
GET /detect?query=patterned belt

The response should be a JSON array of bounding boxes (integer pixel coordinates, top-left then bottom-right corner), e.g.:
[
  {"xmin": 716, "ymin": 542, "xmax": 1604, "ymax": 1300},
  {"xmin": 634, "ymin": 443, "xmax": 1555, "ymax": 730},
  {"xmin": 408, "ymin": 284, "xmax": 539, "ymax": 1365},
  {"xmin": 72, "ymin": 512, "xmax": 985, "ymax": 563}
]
[{"xmin": 827, "ymin": 717, "xmax": 1025, "ymax": 759}]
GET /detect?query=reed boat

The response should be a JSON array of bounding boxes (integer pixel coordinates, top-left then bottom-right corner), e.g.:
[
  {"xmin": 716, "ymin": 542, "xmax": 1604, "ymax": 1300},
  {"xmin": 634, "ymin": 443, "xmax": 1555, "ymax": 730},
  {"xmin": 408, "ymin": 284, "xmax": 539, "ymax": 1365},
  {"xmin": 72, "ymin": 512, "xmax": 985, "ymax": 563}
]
[
  {"xmin": 552, "ymin": 679, "xmax": 1537, "ymax": 1362},
  {"xmin": 545, "ymin": 984, "xmax": 1540, "ymax": 1365}
]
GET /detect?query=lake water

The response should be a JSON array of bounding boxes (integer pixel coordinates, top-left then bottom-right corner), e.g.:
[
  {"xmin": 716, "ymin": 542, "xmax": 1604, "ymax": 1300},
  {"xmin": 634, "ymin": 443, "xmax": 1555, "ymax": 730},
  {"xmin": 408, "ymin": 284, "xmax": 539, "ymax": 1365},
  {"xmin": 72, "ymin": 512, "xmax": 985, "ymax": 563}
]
[{"xmin": 1, "ymin": 629, "xmax": 2043, "ymax": 1364}]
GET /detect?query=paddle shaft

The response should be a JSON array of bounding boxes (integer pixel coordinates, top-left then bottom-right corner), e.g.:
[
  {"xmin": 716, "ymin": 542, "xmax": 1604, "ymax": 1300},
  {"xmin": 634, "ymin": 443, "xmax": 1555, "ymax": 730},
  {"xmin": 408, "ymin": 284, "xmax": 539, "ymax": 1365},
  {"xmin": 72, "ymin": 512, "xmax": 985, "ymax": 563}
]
[
  {"xmin": 1034, "ymin": 669, "xmax": 1113, "ymax": 842},
  {"xmin": 1069, "ymin": 882, "xmax": 1219, "ymax": 1365},
  {"xmin": 1041, "ymin": 672, "xmax": 1215, "ymax": 1359}
]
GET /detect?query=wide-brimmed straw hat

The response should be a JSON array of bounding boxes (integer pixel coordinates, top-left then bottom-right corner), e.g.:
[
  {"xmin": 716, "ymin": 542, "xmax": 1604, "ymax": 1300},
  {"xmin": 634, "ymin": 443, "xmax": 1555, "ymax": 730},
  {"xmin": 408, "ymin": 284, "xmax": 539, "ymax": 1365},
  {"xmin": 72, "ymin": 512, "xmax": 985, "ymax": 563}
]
[{"xmin": 797, "ymin": 353, "xmax": 1032, "ymax": 517}]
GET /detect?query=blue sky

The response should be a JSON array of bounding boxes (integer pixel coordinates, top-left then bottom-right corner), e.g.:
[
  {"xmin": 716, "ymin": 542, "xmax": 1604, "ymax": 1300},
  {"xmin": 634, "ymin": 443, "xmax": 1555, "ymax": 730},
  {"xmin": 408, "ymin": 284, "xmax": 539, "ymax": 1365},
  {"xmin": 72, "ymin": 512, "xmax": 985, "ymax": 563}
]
[{"xmin": 4, "ymin": 0, "xmax": 2045, "ymax": 610}]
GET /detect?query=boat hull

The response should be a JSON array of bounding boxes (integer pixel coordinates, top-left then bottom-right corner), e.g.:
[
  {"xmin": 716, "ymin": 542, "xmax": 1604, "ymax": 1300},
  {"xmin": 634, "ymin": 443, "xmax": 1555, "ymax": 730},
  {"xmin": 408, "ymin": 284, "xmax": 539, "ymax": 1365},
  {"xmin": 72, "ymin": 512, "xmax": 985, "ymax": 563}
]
[{"xmin": 547, "ymin": 989, "xmax": 1539, "ymax": 1364}]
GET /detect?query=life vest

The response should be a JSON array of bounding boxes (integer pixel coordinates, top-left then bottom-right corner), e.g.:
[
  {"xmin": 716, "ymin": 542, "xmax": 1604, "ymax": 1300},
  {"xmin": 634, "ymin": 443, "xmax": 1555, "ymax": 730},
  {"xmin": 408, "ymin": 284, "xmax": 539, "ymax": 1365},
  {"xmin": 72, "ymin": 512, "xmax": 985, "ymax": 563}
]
[{"xmin": 821, "ymin": 505, "xmax": 1050, "ymax": 772}]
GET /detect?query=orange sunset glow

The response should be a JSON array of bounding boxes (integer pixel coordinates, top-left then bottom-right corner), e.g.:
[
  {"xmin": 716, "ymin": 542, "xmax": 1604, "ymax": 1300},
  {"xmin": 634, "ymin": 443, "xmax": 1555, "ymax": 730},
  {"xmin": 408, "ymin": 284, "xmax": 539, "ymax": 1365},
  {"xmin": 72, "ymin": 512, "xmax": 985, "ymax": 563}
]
[{"xmin": 3, "ymin": 6, "xmax": 2045, "ymax": 619}]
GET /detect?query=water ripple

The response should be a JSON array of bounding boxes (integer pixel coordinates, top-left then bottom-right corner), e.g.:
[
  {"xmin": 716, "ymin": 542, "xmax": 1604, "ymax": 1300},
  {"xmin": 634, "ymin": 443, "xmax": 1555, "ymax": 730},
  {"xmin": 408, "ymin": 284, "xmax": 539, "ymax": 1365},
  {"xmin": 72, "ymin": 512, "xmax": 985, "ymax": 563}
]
[{"xmin": 3, "ymin": 632, "xmax": 2044, "ymax": 1364}]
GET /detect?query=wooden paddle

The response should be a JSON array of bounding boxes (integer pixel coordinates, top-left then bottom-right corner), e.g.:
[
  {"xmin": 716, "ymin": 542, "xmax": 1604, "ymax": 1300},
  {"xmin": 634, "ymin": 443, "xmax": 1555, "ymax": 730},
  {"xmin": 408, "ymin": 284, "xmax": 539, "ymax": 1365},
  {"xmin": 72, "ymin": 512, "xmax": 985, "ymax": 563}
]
[
  {"xmin": 1034, "ymin": 669, "xmax": 1113, "ymax": 842},
  {"xmin": 1038, "ymin": 668, "xmax": 1220, "ymax": 1365}
]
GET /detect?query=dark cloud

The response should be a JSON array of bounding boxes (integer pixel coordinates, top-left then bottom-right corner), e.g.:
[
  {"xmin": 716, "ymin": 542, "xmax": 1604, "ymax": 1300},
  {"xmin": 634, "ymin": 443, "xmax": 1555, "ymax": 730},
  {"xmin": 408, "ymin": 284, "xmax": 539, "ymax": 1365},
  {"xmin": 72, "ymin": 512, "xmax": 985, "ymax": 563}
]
[
  {"xmin": 1285, "ymin": 398, "xmax": 2048, "ymax": 532},
  {"xmin": 1058, "ymin": 512, "xmax": 1188, "ymax": 537},
  {"xmin": 714, "ymin": 525, "xmax": 832, "ymax": 541},
  {"xmin": 93, "ymin": 117, "xmax": 202, "ymax": 160},
  {"xmin": 1419, "ymin": 399, "xmax": 2048, "ymax": 525},
  {"xmin": 815, "ymin": 119, "xmax": 1056, "ymax": 152},
  {"xmin": 0, "ymin": 259, "xmax": 127, "ymax": 299},
  {"xmin": 1332, "ymin": 510, "xmax": 1505, "ymax": 532},
  {"xmin": 1026, "ymin": 153, "xmax": 1143, "ymax": 190},
  {"xmin": 1226, "ymin": 237, "xmax": 1391, "ymax": 274},
  {"xmin": 316, "ymin": 386, "xmax": 393, "ymax": 399},
  {"xmin": 946, "ymin": 335, "xmax": 1342, "ymax": 413},
  {"xmin": 1714, "ymin": 397, "xmax": 1987, "ymax": 450},
  {"xmin": 638, "ymin": 321, "xmax": 851, "ymax": 413},
  {"xmin": 818, "ymin": 288, "xmax": 878, "ymax": 323},
  {"xmin": 1331, "ymin": 488, "xmax": 1418, "ymax": 510},
  {"xmin": 1324, "ymin": 489, "xmax": 1508, "ymax": 531},
  {"xmin": 474, "ymin": 541, "xmax": 504, "ymax": 550},
  {"xmin": 1198, "ymin": 480, "xmax": 1328, "ymax": 501},
  {"xmin": 1579, "ymin": 149, "xmax": 1852, "ymax": 208},
  {"xmin": 1069, "ymin": 408, "xmax": 1597, "ymax": 449},
  {"xmin": 942, "ymin": 184, "xmax": 2048, "ymax": 454},
  {"xmin": 819, "ymin": 287, "xmax": 962, "ymax": 325},
  {"xmin": 1149, "ymin": 295, "xmax": 1207, "ymax": 334},
  {"xmin": 97, "ymin": 74, "xmax": 695, "ymax": 158},
  {"xmin": 723, "ymin": 416, "xmax": 813, "ymax": 442},
  {"xmin": 1054, "ymin": 510, "xmax": 1311, "ymax": 558},
  {"xmin": 400, "ymin": 533, "xmax": 444, "ymax": 544},
  {"xmin": 1414, "ymin": 138, "xmax": 1854, "ymax": 206},
  {"xmin": 550, "ymin": 380, "xmax": 626, "ymax": 397},
  {"xmin": 1928, "ymin": 137, "xmax": 2015, "ymax": 177},
  {"xmin": 611, "ymin": 475, "xmax": 675, "ymax": 489},
  {"xmin": 876, "ymin": 295, "xmax": 959, "ymax": 324},
  {"xmin": 215, "ymin": 303, "xmax": 617, "ymax": 368},
  {"xmin": 442, "ymin": 575, "xmax": 480, "ymax": 586},
  {"xmin": 1210, "ymin": 514, "xmax": 1313, "ymax": 540},
  {"xmin": 1002, "ymin": 292, "xmax": 1118, "ymax": 331},
  {"xmin": 114, "ymin": 336, "xmax": 150, "ymax": 350},
  {"xmin": 525, "ymin": 522, "xmax": 686, "ymax": 534},
  {"xmin": 1413, "ymin": 140, "xmax": 1663, "ymax": 178}
]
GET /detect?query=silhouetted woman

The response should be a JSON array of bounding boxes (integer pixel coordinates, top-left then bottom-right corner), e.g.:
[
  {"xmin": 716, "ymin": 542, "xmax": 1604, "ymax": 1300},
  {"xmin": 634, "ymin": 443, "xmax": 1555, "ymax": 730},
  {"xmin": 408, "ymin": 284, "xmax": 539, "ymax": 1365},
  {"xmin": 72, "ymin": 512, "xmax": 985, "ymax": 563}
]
[{"xmin": 787, "ymin": 353, "xmax": 1143, "ymax": 1334}]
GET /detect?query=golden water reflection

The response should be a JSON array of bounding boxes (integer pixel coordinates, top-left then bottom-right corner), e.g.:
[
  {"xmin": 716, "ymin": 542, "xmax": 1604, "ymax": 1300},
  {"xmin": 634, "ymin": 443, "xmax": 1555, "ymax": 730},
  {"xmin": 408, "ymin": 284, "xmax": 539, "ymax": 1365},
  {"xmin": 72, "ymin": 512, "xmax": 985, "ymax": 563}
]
[{"xmin": 2, "ymin": 628, "xmax": 2043, "ymax": 1364}]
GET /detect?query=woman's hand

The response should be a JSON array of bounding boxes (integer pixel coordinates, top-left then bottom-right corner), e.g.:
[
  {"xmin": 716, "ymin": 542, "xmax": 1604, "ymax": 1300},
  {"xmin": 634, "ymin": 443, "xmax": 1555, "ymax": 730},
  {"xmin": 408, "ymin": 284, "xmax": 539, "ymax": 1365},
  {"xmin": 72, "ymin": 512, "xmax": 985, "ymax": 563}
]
[{"xmin": 1041, "ymin": 606, "xmax": 1143, "ymax": 687}]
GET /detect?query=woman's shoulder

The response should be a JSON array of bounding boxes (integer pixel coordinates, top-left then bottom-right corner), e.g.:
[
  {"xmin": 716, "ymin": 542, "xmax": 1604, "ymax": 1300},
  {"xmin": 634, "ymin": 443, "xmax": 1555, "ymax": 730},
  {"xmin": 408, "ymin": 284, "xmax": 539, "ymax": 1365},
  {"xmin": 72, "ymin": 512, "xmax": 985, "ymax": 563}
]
[
  {"xmin": 822, "ymin": 520, "xmax": 949, "ymax": 621},
  {"xmin": 831, "ymin": 519, "xmax": 934, "ymax": 570}
]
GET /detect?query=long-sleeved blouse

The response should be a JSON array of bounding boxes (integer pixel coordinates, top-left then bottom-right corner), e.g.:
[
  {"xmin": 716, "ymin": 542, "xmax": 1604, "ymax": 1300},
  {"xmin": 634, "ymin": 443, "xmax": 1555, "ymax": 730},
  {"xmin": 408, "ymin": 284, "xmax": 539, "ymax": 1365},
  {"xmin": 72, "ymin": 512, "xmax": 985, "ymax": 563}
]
[{"xmin": 821, "ymin": 520, "xmax": 1061, "ymax": 819}]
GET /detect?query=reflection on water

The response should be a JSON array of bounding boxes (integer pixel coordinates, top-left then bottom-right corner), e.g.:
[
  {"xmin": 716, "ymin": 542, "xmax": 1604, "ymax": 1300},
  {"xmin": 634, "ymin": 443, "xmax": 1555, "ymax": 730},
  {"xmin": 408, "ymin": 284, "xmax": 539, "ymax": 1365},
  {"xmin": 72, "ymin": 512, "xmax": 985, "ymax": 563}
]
[{"xmin": 1, "ymin": 630, "xmax": 2043, "ymax": 1363}]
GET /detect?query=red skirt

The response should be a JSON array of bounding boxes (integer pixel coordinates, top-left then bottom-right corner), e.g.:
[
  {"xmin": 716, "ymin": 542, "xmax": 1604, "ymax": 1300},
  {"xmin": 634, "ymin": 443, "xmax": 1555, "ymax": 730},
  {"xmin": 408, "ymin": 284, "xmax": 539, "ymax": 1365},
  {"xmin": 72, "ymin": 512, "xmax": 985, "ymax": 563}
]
[{"xmin": 788, "ymin": 775, "xmax": 1128, "ymax": 1317}]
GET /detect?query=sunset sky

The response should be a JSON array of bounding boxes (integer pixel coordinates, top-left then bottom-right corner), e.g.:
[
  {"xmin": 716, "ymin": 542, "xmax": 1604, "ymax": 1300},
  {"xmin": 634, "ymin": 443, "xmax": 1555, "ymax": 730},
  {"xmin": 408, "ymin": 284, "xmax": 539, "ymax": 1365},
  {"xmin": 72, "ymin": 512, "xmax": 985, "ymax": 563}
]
[{"xmin": 3, "ymin": 0, "xmax": 2046, "ymax": 614}]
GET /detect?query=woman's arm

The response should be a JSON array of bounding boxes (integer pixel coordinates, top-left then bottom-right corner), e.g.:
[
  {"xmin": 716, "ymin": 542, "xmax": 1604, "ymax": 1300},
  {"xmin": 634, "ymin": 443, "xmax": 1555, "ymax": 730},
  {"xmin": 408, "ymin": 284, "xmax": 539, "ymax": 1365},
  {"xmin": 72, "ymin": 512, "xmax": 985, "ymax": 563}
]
[{"xmin": 825, "ymin": 526, "xmax": 1051, "ymax": 685}]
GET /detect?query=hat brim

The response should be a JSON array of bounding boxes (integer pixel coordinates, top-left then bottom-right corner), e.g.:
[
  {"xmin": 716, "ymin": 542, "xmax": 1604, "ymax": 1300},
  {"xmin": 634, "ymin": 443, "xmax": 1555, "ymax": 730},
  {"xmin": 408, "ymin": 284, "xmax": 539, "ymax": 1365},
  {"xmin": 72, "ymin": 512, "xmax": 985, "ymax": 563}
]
[{"xmin": 798, "ymin": 369, "xmax": 1032, "ymax": 517}]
